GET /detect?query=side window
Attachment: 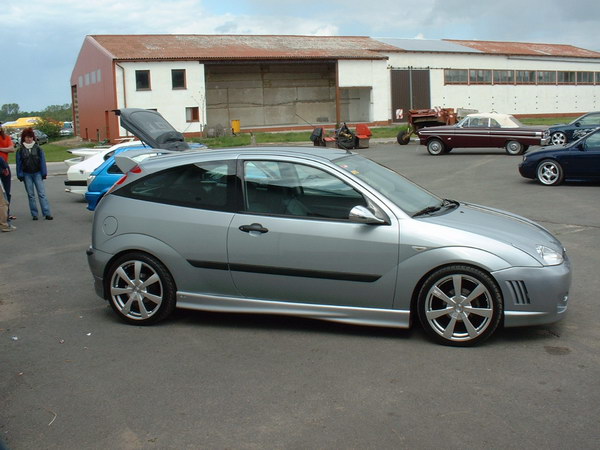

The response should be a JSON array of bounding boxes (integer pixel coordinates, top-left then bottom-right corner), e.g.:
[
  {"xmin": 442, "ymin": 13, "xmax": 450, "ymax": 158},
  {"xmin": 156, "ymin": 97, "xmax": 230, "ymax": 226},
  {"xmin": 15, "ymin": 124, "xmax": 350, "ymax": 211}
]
[
  {"xmin": 117, "ymin": 160, "xmax": 238, "ymax": 212},
  {"xmin": 579, "ymin": 114, "xmax": 600, "ymax": 127},
  {"xmin": 584, "ymin": 132, "xmax": 600, "ymax": 149},
  {"xmin": 243, "ymin": 160, "xmax": 366, "ymax": 219},
  {"xmin": 107, "ymin": 163, "xmax": 123, "ymax": 175},
  {"xmin": 489, "ymin": 119, "xmax": 501, "ymax": 128}
]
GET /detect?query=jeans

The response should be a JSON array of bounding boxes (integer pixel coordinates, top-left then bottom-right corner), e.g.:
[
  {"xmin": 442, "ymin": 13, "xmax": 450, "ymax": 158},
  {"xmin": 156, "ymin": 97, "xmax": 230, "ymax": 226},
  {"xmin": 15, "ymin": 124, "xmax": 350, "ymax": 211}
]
[{"xmin": 23, "ymin": 172, "xmax": 51, "ymax": 217}]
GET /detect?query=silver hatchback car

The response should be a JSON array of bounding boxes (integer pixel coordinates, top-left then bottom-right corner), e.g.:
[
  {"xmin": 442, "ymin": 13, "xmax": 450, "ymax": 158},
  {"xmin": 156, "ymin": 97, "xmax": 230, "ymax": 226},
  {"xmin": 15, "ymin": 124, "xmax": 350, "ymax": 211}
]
[{"xmin": 87, "ymin": 109, "xmax": 571, "ymax": 346}]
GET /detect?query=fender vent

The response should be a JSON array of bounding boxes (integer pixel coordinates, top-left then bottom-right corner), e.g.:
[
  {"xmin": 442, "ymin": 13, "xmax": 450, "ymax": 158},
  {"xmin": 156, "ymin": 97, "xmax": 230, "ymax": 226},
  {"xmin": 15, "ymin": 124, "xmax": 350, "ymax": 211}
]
[{"xmin": 507, "ymin": 280, "xmax": 531, "ymax": 305}]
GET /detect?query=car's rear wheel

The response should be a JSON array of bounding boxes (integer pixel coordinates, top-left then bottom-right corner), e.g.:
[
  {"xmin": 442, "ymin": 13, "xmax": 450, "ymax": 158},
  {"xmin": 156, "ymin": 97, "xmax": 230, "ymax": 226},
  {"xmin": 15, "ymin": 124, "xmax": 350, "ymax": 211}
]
[
  {"xmin": 106, "ymin": 252, "xmax": 176, "ymax": 325},
  {"xmin": 427, "ymin": 139, "xmax": 445, "ymax": 155},
  {"xmin": 417, "ymin": 265, "xmax": 503, "ymax": 346},
  {"xmin": 505, "ymin": 140, "xmax": 524, "ymax": 155},
  {"xmin": 551, "ymin": 132, "xmax": 567, "ymax": 145},
  {"xmin": 536, "ymin": 159, "xmax": 564, "ymax": 186}
]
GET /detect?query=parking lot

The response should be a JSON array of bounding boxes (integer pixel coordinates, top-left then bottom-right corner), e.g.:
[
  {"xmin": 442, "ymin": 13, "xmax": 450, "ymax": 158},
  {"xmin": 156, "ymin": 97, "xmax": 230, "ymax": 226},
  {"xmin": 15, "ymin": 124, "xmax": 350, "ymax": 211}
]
[{"xmin": 1, "ymin": 142, "xmax": 600, "ymax": 449}]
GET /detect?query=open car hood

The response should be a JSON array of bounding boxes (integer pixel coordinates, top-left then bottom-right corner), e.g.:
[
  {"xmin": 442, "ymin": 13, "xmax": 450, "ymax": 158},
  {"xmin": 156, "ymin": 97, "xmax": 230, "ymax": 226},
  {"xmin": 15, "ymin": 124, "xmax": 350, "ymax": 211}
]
[{"xmin": 115, "ymin": 108, "xmax": 190, "ymax": 151}]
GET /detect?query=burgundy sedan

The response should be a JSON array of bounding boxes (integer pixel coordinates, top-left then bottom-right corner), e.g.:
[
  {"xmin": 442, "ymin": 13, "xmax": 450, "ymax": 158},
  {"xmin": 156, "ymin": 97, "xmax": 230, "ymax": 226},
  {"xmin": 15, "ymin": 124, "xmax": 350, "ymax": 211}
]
[{"xmin": 418, "ymin": 113, "xmax": 550, "ymax": 156}]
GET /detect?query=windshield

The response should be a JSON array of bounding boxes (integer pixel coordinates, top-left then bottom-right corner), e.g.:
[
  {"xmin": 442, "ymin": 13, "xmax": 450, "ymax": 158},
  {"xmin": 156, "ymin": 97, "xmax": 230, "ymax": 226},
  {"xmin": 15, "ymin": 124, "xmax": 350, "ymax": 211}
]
[{"xmin": 334, "ymin": 155, "xmax": 442, "ymax": 216}]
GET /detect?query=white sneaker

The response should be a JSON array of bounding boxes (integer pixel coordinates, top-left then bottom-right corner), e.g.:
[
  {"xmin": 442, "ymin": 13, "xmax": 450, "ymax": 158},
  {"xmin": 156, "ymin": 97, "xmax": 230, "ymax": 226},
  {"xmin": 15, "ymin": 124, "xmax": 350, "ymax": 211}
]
[{"xmin": 1, "ymin": 225, "xmax": 17, "ymax": 232}]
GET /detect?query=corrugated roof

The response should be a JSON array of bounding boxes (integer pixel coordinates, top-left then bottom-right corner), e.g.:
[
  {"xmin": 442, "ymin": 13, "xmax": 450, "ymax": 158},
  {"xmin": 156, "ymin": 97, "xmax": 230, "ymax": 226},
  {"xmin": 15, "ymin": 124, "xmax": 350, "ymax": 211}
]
[
  {"xmin": 89, "ymin": 34, "xmax": 398, "ymax": 61},
  {"xmin": 376, "ymin": 38, "xmax": 482, "ymax": 53},
  {"xmin": 445, "ymin": 39, "xmax": 600, "ymax": 58}
]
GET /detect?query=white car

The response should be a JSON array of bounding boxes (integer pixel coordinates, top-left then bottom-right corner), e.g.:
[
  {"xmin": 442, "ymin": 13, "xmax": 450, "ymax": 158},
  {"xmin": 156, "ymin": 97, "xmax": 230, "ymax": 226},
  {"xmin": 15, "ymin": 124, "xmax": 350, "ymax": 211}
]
[{"xmin": 64, "ymin": 141, "xmax": 145, "ymax": 195}]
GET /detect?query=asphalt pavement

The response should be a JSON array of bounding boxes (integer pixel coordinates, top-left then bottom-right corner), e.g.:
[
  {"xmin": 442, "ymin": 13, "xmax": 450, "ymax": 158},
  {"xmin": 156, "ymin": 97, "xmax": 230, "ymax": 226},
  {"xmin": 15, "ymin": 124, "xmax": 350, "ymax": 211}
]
[{"xmin": 1, "ymin": 142, "xmax": 600, "ymax": 449}]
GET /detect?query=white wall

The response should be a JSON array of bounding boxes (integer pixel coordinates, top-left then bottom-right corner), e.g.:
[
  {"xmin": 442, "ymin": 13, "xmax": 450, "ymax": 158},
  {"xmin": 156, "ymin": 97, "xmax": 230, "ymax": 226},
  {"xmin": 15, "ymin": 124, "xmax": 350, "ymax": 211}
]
[
  {"xmin": 387, "ymin": 52, "xmax": 600, "ymax": 115},
  {"xmin": 338, "ymin": 60, "xmax": 390, "ymax": 122},
  {"xmin": 116, "ymin": 61, "xmax": 206, "ymax": 136}
]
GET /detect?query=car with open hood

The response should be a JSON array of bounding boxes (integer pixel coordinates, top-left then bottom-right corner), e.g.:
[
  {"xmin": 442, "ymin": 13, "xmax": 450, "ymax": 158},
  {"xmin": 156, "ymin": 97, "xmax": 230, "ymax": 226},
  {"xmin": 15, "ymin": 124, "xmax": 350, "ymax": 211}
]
[
  {"xmin": 87, "ymin": 144, "xmax": 571, "ymax": 346},
  {"xmin": 519, "ymin": 126, "xmax": 600, "ymax": 185},
  {"xmin": 65, "ymin": 108, "xmax": 202, "ymax": 196},
  {"xmin": 418, "ymin": 113, "xmax": 550, "ymax": 155},
  {"xmin": 547, "ymin": 111, "xmax": 600, "ymax": 145}
]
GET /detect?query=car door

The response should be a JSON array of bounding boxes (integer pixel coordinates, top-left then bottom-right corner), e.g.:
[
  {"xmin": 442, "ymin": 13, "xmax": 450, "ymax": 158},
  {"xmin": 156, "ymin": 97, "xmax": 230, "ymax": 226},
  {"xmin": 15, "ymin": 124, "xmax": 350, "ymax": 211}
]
[
  {"xmin": 227, "ymin": 157, "xmax": 399, "ymax": 309},
  {"xmin": 570, "ymin": 131, "xmax": 600, "ymax": 178},
  {"xmin": 453, "ymin": 117, "xmax": 490, "ymax": 148}
]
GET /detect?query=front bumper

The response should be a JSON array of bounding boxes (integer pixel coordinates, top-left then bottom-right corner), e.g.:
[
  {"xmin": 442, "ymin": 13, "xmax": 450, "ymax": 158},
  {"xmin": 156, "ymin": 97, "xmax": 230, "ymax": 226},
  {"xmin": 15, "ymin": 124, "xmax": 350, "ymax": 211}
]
[{"xmin": 493, "ymin": 260, "xmax": 571, "ymax": 327}]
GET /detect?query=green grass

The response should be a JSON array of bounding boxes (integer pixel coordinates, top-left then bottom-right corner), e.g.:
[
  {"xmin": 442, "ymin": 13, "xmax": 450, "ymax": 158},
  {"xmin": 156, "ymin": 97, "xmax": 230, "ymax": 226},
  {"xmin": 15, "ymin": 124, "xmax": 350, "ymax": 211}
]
[{"xmin": 24, "ymin": 118, "xmax": 572, "ymax": 163}]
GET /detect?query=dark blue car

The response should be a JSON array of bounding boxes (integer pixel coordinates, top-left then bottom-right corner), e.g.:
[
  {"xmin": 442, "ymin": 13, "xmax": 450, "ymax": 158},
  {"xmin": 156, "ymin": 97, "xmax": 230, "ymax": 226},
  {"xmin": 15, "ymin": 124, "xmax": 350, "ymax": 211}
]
[
  {"xmin": 547, "ymin": 111, "xmax": 600, "ymax": 145},
  {"xmin": 518, "ymin": 127, "xmax": 600, "ymax": 185}
]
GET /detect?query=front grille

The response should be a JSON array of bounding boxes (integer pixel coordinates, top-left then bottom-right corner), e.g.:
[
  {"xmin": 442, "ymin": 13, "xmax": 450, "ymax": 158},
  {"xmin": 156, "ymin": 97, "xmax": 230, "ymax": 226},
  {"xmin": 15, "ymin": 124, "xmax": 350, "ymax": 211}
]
[{"xmin": 507, "ymin": 280, "xmax": 531, "ymax": 305}]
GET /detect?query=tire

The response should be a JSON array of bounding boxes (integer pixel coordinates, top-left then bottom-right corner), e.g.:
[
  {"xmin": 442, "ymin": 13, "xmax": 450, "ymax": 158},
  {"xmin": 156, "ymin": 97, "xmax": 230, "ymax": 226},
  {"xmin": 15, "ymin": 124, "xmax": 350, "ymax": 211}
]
[
  {"xmin": 536, "ymin": 159, "xmax": 564, "ymax": 186},
  {"xmin": 106, "ymin": 252, "xmax": 177, "ymax": 325},
  {"xmin": 505, "ymin": 140, "xmax": 524, "ymax": 155},
  {"xmin": 426, "ymin": 139, "xmax": 445, "ymax": 155},
  {"xmin": 417, "ymin": 265, "xmax": 503, "ymax": 346},
  {"xmin": 550, "ymin": 132, "xmax": 567, "ymax": 146},
  {"xmin": 397, "ymin": 132, "xmax": 410, "ymax": 145}
]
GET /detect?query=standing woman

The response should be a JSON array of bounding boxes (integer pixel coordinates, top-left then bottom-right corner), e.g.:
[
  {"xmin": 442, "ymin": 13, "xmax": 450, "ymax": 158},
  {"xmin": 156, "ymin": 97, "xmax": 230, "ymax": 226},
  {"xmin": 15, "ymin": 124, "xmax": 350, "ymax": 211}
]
[
  {"xmin": 16, "ymin": 128, "xmax": 53, "ymax": 220},
  {"xmin": 0, "ymin": 125, "xmax": 15, "ymax": 220}
]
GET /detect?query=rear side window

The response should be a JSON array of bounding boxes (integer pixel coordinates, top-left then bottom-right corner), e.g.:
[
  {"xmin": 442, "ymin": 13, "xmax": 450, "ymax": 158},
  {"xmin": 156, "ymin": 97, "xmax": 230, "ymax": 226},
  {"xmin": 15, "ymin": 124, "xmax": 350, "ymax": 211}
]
[{"xmin": 116, "ymin": 160, "xmax": 239, "ymax": 212}]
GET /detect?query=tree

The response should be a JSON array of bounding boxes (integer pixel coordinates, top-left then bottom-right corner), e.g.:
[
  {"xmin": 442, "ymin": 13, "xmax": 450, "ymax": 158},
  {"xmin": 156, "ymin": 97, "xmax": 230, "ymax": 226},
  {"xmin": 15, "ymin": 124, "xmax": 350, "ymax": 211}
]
[{"xmin": 0, "ymin": 103, "xmax": 20, "ymax": 122}]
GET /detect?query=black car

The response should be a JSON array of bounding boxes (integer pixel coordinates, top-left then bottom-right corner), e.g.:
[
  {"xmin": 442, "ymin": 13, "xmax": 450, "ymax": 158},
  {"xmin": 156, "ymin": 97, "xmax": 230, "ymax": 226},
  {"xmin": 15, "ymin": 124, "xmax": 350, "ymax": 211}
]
[
  {"xmin": 547, "ymin": 111, "xmax": 600, "ymax": 145},
  {"xmin": 518, "ymin": 127, "xmax": 600, "ymax": 185}
]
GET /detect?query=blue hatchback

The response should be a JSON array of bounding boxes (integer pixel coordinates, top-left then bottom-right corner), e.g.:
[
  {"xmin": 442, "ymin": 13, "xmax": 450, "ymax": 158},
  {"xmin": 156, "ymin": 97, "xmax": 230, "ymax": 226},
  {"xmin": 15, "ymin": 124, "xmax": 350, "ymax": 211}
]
[{"xmin": 85, "ymin": 144, "xmax": 206, "ymax": 211}]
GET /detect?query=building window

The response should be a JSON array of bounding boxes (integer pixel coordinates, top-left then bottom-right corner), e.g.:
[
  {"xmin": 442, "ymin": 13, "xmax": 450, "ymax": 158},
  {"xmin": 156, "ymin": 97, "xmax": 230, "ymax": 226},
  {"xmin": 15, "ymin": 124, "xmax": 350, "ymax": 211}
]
[
  {"xmin": 172, "ymin": 69, "xmax": 186, "ymax": 89},
  {"xmin": 557, "ymin": 71, "xmax": 576, "ymax": 84},
  {"xmin": 135, "ymin": 70, "xmax": 151, "ymax": 90},
  {"xmin": 493, "ymin": 70, "xmax": 515, "ymax": 84},
  {"xmin": 186, "ymin": 107, "xmax": 199, "ymax": 122},
  {"xmin": 444, "ymin": 69, "xmax": 468, "ymax": 84},
  {"xmin": 537, "ymin": 71, "xmax": 556, "ymax": 84},
  {"xmin": 596, "ymin": 72, "xmax": 600, "ymax": 84},
  {"xmin": 516, "ymin": 71, "xmax": 536, "ymax": 84},
  {"xmin": 577, "ymin": 72, "xmax": 594, "ymax": 84},
  {"xmin": 469, "ymin": 69, "xmax": 492, "ymax": 84}
]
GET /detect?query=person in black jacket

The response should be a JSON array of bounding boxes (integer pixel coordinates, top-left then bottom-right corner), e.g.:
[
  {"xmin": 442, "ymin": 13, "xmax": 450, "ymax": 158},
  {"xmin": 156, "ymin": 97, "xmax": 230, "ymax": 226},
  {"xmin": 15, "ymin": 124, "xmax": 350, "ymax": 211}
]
[{"xmin": 16, "ymin": 128, "xmax": 53, "ymax": 220}]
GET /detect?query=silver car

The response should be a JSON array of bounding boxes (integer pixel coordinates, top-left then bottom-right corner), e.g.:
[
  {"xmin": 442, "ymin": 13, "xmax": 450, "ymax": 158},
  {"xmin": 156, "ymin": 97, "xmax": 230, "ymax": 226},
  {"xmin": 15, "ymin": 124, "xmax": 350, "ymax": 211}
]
[{"xmin": 86, "ymin": 110, "xmax": 571, "ymax": 346}]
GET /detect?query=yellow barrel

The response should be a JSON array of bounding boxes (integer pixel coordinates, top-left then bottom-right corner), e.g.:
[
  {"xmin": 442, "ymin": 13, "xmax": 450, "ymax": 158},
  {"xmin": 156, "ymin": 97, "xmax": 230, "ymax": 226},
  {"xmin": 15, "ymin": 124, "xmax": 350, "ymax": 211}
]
[{"xmin": 231, "ymin": 119, "xmax": 241, "ymax": 134}]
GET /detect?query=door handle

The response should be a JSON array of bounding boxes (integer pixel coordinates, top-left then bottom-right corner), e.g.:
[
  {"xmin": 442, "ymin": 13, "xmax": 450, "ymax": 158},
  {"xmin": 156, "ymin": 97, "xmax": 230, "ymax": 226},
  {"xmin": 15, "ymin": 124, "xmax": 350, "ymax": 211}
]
[{"xmin": 239, "ymin": 223, "xmax": 269, "ymax": 234}]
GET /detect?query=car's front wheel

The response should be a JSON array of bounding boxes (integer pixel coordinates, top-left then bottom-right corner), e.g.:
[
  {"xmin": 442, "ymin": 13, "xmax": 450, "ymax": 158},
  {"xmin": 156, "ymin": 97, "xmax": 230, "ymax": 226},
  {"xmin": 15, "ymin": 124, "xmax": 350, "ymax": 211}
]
[
  {"xmin": 417, "ymin": 265, "xmax": 503, "ymax": 346},
  {"xmin": 550, "ymin": 132, "xmax": 567, "ymax": 145},
  {"xmin": 505, "ymin": 140, "xmax": 524, "ymax": 155},
  {"xmin": 426, "ymin": 139, "xmax": 445, "ymax": 155},
  {"xmin": 536, "ymin": 159, "xmax": 564, "ymax": 186},
  {"xmin": 106, "ymin": 252, "xmax": 176, "ymax": 325}
]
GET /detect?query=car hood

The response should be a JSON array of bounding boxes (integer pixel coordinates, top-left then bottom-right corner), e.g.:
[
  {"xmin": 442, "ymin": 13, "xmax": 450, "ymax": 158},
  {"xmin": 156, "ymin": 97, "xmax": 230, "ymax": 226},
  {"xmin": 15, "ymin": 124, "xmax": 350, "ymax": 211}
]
[
  {"xmin": 116, "ymin": 108, "xmax": 190, "ymax": 151},
  {"xmin": 422, "ymin": 202, "xmax": 563, "ymax": 259}
]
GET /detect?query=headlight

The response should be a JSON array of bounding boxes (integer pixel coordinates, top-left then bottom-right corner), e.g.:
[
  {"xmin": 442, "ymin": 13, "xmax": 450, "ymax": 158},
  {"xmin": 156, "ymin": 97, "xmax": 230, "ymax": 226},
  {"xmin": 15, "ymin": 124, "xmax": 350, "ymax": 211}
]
[
  {"xmin": 536, "ymin": 245, "xmax": 563, "ymax": 265},
  {"xmin": 87, "ymin": 175, "xmax": 96, "ymax": 186}
]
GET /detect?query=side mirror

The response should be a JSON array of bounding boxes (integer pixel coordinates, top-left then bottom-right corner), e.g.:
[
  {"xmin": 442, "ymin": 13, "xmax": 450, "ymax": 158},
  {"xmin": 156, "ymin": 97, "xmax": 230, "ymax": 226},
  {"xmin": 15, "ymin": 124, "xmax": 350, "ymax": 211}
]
[
  {"xmin": 574, "ymin": 121, "xmax": 581, "ymax": 127},
  {"xmin": 349, "ymin": 205, "xmax": 387, "ymax": 225}
]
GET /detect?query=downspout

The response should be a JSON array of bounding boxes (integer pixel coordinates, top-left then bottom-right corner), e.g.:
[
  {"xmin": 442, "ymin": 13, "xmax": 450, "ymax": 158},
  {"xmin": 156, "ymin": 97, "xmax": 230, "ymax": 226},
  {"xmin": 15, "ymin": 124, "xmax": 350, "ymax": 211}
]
[
  {"xmin": 115, "ymin": 62, "xmax": 127, "ymax": 108},
  {"xmin": 335, "ymin": 61, "xmax": 341, "ymax": 126}
]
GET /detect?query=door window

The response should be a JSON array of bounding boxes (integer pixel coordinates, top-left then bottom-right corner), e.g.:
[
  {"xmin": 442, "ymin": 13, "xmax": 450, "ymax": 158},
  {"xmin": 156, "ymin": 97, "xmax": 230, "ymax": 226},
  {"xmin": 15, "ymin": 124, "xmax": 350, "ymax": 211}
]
[
  {"xmin": 116, "ymin": 160, "xmax": 239, "ymax": 211},
  {"xmin": 243, "ymin": 160, "xmax": 366, "ymax": 219}
]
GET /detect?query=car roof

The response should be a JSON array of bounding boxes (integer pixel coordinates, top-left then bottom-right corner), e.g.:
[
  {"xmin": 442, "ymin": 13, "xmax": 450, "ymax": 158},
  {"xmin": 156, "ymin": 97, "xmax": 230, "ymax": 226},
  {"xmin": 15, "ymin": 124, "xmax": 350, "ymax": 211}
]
[{"xmin": 135, "ymin": 146, "xmax": 354, "ymax": 171}]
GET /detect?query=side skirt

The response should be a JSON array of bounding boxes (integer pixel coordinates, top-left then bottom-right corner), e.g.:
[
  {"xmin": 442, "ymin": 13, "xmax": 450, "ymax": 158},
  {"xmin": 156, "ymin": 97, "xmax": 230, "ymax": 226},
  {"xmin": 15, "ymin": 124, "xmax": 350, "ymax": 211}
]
[{"xmin": 177, "ymin": 292, "xmax": 411, "ymax": 329}]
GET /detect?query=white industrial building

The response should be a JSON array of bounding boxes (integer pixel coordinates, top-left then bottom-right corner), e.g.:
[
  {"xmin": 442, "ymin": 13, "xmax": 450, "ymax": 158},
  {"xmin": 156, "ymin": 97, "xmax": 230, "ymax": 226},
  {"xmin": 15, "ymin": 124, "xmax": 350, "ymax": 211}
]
[{"xmin": 71, "ymin": 35, "xmax": 600, "ymax": 142}]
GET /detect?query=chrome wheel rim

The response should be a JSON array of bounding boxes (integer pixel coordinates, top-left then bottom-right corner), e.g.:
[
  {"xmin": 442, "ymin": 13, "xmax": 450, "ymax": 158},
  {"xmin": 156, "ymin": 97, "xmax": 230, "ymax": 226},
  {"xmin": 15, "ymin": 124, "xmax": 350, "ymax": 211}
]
[
  {"xmin": 424, "ymin": 274, "xmax": 494, "ymax": 342},
  {"xmin": 537, "ymin": 161, "xmax": 560, "ymax": 185},
  {"xmin": 110, "ymin": 260, "xmax": 163, "ymax": 320},
  {"xmin": 428, "ymin": 141, "xmax": 443, "ymax": 155},
  {"xmin": 551, "ymin": 132, "xmax": 566, "ymax": 145},
  {"xmin": 506, "ymin": 141, "xmax": 522, "ymax": 155}
]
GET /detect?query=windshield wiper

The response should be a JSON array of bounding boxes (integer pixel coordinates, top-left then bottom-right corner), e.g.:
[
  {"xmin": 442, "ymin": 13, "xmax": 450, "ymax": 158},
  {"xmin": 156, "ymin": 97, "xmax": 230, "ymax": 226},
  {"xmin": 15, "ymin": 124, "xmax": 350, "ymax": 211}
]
[
  {"xmin": 413, "ymin": 199, "xmax": 459, "ymax": 217},
  {"xmin": 412, "ymin": 204, "xmax": 443, "ymax": 217}
]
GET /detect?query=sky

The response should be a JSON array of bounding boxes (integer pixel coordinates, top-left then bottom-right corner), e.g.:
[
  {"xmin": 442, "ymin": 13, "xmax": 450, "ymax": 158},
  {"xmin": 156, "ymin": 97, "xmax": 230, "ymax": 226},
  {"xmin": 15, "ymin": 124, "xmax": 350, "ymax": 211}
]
[{"xmin": 2, "ymin": 0, "xmax": 600, "ymax": 112}]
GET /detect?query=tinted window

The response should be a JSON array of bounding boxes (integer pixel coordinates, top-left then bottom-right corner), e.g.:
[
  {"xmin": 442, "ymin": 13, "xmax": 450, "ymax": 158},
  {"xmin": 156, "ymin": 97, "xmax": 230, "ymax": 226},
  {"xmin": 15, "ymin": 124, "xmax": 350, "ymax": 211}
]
[
  {"xmin": 117, "ymin": 160, "xmax": 238, "ymax": 212},
  {"xmin": 584, "ymin": 131, "xmax": 600, "ymax": 149},
  {"xmin": 579, "ymin": 114, "xmax": 600, "ymax": 127},
  {"xmin": 243, "ymin": 161, "xmax": 366, "ymax": 219}
]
